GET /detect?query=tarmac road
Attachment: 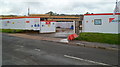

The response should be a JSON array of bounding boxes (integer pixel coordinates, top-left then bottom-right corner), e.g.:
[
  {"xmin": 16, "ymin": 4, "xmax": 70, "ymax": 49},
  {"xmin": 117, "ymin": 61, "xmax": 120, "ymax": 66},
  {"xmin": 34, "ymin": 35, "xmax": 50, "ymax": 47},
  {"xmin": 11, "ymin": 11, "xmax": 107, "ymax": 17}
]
[
  {"xmin": 0, "ymin": 33, "xmax": 2, "ymax": 67},
  {"xmin": 2, "ymin": 33, "xmax": 118, "ymax": 66}
]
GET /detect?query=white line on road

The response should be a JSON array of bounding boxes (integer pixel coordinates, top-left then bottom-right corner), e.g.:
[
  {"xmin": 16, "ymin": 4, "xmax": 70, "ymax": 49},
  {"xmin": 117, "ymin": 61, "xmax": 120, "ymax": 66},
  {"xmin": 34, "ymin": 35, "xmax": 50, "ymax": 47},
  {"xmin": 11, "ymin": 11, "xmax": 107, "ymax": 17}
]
[
  {"xmin": 64, "ymin": 55, "xmax": 110, "ymax": 66},
  {"xmin": 34, "ymin": 49, "xmax": 41, "ymax": 51},
  {"xmin": 60, "ymin": 39, "xmax": 69, "ymax": 43}
]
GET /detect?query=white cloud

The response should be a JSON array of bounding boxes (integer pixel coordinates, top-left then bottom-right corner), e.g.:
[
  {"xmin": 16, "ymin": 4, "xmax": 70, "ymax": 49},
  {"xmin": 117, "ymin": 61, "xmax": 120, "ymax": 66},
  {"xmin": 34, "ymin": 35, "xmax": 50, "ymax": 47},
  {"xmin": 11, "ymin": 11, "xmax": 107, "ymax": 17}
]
[{"xmin": 0, "ymin": 0, "xmax": 119, "ymax": 15}]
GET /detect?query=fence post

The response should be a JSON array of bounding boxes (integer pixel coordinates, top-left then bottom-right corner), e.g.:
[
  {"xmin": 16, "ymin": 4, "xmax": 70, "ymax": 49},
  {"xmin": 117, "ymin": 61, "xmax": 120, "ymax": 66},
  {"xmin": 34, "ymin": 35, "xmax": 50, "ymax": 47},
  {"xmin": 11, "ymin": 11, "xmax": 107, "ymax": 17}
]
[{"xmin": 73, "ymin": 21, "xmax": 80, "ymax": 35}]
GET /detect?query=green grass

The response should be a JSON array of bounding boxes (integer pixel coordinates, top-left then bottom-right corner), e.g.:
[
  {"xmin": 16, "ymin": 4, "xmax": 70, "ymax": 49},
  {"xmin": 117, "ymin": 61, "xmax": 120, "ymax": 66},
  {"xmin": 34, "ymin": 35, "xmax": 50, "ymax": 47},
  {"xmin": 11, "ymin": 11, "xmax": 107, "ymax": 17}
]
[
  {"xmin": 75, "ymin": 32, "xmax": 119, "ymax": 45},
  {"xmin": 0, "ymin": 29, "xmax": 24, "ymax": 33}
]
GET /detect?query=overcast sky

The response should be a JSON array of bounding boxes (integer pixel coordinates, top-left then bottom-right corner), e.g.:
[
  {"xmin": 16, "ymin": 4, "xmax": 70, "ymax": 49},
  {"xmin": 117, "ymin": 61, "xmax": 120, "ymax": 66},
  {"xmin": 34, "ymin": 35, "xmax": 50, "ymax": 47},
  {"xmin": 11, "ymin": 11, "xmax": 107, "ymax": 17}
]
[{"xmin": 0, "ymin": 0, "xmax": 119, "ymax": 15}]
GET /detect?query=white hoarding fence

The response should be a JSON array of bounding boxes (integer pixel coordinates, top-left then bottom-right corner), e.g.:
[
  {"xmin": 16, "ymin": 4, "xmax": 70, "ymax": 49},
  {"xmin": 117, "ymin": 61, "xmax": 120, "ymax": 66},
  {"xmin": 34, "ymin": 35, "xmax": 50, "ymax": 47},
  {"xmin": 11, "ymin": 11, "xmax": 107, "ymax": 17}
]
[{"xmin": 1, "ymin": 17, "xmax": 56, "ymax": 33}]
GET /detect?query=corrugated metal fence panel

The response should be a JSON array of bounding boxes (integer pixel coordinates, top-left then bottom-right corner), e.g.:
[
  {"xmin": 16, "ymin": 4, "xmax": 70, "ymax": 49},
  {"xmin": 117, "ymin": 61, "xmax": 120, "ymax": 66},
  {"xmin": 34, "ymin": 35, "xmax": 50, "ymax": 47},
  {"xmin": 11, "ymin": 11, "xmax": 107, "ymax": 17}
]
[
  {"xmin": 40, "ymin": 21, "xmax": 56, "ymax": 33},
  {"xmin": 56, "ymin": 22, "xmax": 73, "ymax": 28},
  {"xmin": 25, "ymin": 18, "xmax": 40, "ymax": 30},
  {"xmin": 1, "ymin": 18, "xmax": 41, "ymax": 30},
  {"xmin": 0, "ymin": 19, "xmax": 2, "ymax": 29},
  {"xmin": 1, "ymin": 17, "xmax": 56, "ymax": 33},
  {"xmin": 1, "ymin": 18, "xmax": 26, "ymax": 29}
]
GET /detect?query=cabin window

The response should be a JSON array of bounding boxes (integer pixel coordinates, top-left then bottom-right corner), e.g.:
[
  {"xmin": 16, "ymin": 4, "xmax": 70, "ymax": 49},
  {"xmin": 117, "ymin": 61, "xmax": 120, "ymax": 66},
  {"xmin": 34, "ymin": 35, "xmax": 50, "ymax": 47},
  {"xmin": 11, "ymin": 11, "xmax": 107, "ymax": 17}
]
[
  {"xmin": 94, "ymin": 19, "xmax": 102, "ymax": 25},
  {"xmin": 118, "ymin": 20, "xmax": 120, "ymax": 23}
]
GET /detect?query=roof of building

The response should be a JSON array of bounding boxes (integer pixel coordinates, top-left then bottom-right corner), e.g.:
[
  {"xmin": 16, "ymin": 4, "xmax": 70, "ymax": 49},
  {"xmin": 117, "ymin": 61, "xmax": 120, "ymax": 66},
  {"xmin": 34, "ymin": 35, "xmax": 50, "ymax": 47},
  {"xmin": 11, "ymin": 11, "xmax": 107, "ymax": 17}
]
[
  {"xmin": 29, "ymin": 14, "xmax": 83, "ymax": 21},
  {"xmin": 0, "ymin": 16, "xmax": 40, "ymax": 19},
  {"xmin": 0, "ymin": 14, "xmax": 83, "ymax": 21},
  {"xmin": 29, "ymin": 14, "xmax": 50, "ymax": 16},
  {"xmin": 84, "ymin": 13, "xmax": 120, "ymax": 16}
]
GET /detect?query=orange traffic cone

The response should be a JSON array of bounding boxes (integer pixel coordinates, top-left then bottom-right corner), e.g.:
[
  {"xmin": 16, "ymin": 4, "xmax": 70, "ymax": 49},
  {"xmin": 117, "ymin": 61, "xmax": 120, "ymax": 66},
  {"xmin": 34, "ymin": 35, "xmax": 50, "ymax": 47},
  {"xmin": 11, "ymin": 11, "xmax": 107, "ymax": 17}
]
[{"xmin": 68, "ymin": 34, "xmax": 78, "ymax": 40}]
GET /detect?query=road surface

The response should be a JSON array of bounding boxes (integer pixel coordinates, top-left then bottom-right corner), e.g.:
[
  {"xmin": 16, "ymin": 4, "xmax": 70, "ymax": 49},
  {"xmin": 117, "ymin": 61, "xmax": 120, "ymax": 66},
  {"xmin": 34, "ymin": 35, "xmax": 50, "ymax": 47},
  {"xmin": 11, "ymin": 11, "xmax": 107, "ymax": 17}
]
[
  {"xmin": 0, "ymin": 33, "xmax": 2, "ymax": 67},
  {"xmin": 2, "ymin": 33, "xmax": 118, "ymax": 66}
]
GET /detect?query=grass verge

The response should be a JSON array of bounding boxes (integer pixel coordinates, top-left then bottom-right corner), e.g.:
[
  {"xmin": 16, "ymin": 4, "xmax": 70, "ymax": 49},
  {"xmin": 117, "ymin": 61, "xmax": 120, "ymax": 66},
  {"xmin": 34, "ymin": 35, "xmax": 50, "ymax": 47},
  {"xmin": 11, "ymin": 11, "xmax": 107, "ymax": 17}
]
[
  {"xmin": 75, "ymin": 32, "xmax": 119, "ymax": 45},
  {"xmin": 0, "ymin": 29, "xmax": 24, "ymax": 33}
]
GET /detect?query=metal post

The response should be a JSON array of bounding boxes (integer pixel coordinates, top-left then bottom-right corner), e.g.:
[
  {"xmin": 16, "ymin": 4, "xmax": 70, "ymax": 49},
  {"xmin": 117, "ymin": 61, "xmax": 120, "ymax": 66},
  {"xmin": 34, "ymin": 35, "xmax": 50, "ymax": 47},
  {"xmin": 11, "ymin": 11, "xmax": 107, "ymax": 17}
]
[
  {"xmin": 39, "ymin": 18, "xmax": 41, "ymax": 33},
  {"xmin": 76, "ymin": 21, "xmax": 80, "ymax": 35},
  {"xmin": 73, "ymin": 21, "xmax": 76, "ymax": 33},
  {"xmin": 73, "ymin": 20, "xmax": 80, "ymax": 35}
]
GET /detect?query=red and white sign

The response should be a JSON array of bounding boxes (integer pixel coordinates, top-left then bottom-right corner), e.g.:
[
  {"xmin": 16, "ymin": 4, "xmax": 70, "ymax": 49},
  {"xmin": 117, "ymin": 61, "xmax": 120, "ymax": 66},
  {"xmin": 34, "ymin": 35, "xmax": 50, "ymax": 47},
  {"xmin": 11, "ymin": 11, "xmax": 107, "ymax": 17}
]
[
  {"xmin": 26, "ymin": 21, "xmax": 30, "ymax": 23},
  {"xmin": 46, "ymin": 22, "xmax": 50, "ymax": 24},
  {"xmin": 109, "ymin": 18, "xmax": 115, "ymax": 22}
]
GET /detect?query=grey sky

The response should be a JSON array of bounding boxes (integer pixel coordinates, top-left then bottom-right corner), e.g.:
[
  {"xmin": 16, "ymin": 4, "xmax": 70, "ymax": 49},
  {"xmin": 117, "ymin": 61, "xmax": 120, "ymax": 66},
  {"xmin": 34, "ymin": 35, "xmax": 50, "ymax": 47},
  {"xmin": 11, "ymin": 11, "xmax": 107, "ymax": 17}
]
[{"xmin": 0, "ymin": 0, "xmax": 119, "ymax": 15}]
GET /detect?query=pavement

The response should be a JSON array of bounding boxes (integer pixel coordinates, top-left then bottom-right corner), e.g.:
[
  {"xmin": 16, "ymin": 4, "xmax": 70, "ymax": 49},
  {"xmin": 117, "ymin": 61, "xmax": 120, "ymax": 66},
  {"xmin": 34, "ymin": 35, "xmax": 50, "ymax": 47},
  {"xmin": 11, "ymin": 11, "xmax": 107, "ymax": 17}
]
[
  {"xmin": 2, "ymin": 33, "xmax": 118, "ymax": 66},
  {"xmin": 69, "ymin": 40, "xmax": 119, "ymax": 51},
  {"xmin": 7, "ymin": 32, "xmax": 119, "ymax": 51},
  {"xmin": 27, "ymin": 28, "xmax": 74, "ymax": 38}
]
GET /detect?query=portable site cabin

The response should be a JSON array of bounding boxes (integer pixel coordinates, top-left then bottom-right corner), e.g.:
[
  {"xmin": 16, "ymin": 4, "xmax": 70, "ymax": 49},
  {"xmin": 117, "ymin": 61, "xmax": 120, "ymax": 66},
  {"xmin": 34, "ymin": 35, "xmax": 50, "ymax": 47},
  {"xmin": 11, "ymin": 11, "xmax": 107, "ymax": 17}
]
[
  {"xmin": 82, "ymin": 13, "xmax": 120, "ymax": 34},
  {"xmin": 0, "ymin": 17, "xmax": 56, "ymax": 33}
]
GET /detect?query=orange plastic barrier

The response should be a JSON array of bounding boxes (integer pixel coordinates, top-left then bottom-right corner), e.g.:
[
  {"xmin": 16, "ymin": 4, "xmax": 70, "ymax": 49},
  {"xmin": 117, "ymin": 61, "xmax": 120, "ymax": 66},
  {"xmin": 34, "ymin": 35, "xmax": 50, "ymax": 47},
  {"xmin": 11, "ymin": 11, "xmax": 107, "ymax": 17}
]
[{"xmin": 68, "ymin": 34, "xmax": 78, "ymax": 40}]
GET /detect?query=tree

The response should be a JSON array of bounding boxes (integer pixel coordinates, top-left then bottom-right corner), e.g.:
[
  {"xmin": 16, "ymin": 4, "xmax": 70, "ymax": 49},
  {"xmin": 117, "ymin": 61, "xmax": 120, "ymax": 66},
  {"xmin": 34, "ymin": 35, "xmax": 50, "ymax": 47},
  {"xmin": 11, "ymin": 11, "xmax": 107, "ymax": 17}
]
[
  {"xmin": 86, "ymin": 12, "xmax": 90, "ymax": 14},
  {"xmin": 46, "ymin": 11, "xmax": 57, "ymax": 15}
]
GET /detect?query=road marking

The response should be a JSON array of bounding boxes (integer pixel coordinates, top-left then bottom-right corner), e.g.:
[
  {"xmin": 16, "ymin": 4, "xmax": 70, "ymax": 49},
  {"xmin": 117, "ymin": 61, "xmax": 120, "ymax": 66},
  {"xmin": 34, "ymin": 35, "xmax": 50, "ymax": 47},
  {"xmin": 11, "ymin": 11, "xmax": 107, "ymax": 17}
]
[
  {"xmin": 34, "ymin": 49, "xmax": 40, "ymax": 51},
  {"xmin": 60, "ymin": 39, "xmax": 69, "ymax": 43},
  {"xmin": 20, "ymin": 46, "xmax": 24, "ymax": 48},
  {"xmin": 64, "ymin": 55, "xmax": 110, "ymax": 66}
]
